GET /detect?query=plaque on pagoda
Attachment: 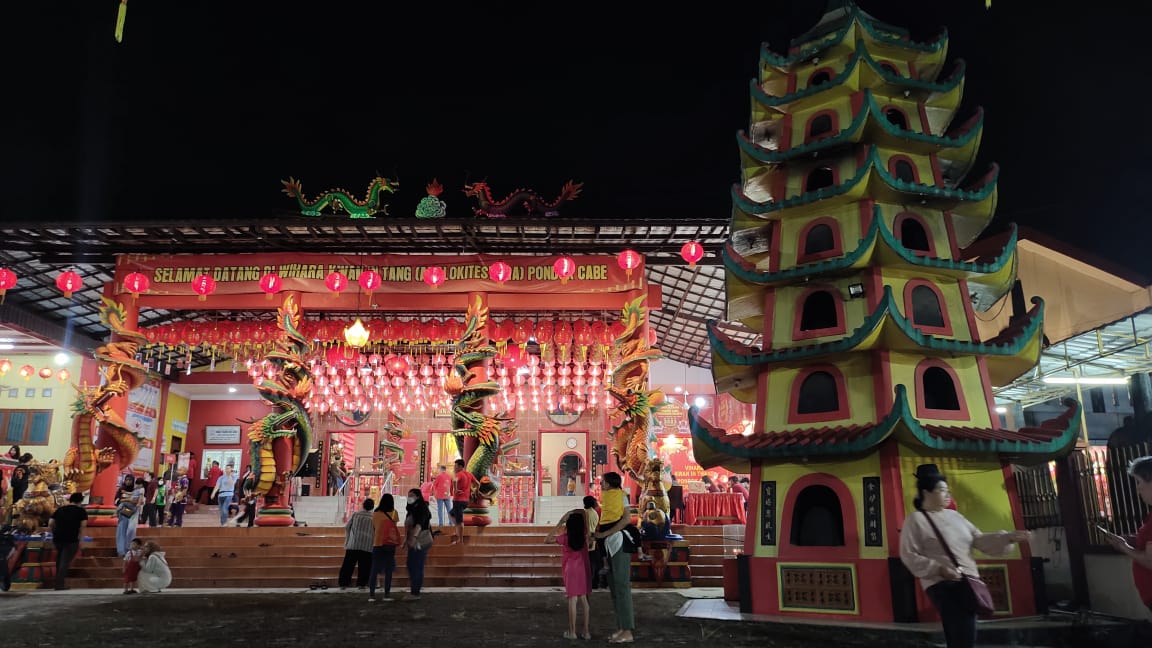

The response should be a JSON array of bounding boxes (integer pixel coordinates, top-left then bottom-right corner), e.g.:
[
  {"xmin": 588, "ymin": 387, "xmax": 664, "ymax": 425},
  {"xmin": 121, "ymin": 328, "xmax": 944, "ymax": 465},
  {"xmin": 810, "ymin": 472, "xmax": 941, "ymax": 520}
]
[{"xmin": 778, "ymin": 564, "xmax": 857, "ymax": 613}]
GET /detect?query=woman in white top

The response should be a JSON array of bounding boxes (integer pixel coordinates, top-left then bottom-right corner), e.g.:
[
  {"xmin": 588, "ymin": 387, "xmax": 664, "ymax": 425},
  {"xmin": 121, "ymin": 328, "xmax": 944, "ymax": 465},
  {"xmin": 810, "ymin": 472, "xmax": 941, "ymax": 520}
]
[
  {"xmin": 899, "ymin": 471, "xmax": 1030, "ymax": 648},
  {"xmin": 137, "ymin": 541, "xmax": 172, "ymax": 593}
]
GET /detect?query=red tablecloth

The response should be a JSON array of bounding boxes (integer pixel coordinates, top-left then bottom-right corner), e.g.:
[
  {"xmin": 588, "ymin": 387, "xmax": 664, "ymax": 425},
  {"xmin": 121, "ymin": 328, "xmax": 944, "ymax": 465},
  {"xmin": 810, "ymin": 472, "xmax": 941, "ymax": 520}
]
[{"xmin": 685, "ymin": 492, "xmax": 746, "ymax": 525}]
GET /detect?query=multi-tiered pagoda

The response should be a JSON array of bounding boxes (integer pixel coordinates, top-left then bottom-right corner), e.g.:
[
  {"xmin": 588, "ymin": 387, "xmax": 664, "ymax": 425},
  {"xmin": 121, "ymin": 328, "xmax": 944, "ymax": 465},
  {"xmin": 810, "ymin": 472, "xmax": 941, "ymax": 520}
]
[{"xmin": 689, "ymin": 1, "xmax": 1080, "ymax": 623}]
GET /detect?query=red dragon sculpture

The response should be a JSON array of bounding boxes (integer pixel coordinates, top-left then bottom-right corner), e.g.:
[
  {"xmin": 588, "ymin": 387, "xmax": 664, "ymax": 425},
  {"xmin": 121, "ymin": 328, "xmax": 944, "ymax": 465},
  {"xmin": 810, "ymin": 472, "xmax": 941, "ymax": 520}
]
[{"xmin": 462, "ymin": 180, "xmax": 583, "ymax": 218}]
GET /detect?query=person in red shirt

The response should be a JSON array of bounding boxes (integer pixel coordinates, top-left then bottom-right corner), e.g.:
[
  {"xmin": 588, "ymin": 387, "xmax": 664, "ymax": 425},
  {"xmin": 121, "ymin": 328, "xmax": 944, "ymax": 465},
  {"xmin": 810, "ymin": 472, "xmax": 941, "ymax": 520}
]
[
  {"xmin": 1102, "ymin": 455, "xmax": 1152, "ymax": 611},
  {"xmin": 451, "ymin": 459, "xmax": 475, "ymax": 545},
  {"xmin": 432, "ymin": 464, "xmax": 453, "ymax": 528},
  {"xmin": 196, "ymin": 461, "xmax": 222, "ymax": 504}
]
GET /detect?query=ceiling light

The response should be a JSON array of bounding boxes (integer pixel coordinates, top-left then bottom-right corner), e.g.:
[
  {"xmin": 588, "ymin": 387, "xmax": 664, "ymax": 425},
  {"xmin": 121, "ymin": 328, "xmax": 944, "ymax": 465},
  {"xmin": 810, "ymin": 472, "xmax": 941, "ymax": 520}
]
[
  {"xmin": 228, "ymin": 387, "xmax": 238, "ymax": 393},
  {"xmin": 0, "ymin": 338, "xmax": 13, "ymax": 343},
  {"xmin": 54, "ymin": 352, "xmax": 70, "ymax": 366},
  {"xmin": 0, "ymin": 344, "xmax": 13, "ymax": 350},
  {"xmin": 1042, "ymin": 376, "xmax": 1129, "ymax": 385},
  {"xmin": 995, "ymin": 406, "xmax": 1007, "ymax": 414},
  {"xmin": 344, "ymin": 318, "xmax": 370, "ymax": 348},
  {"xmin": 694, "ymin": 396, "xmax": 708, "ymax": 408}
]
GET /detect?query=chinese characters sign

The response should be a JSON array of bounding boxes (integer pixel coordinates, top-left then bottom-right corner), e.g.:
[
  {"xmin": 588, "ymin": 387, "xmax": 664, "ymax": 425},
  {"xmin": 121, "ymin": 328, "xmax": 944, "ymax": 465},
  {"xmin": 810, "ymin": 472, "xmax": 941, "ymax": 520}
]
[
  {"xmin": 863, "ymin": 476, "xmax": 883, "ymax": 547},
  {"xmin": 761, "ymin": 480, "xmax": 777, "ymax": 546}
]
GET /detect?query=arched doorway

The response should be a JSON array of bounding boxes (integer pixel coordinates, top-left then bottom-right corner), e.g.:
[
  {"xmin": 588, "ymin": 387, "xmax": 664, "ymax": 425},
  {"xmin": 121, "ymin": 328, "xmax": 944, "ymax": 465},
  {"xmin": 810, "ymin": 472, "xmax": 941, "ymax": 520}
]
[{"xmin": 556, "ymin": 452, "xmax": 586, "ymax": 496}]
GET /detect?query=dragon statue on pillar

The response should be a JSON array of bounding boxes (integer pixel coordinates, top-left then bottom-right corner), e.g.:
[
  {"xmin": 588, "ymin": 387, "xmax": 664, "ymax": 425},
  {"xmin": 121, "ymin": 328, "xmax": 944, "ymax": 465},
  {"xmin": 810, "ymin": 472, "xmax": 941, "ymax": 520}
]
[
  {"xmin": 444, "ymin": 294, "xmax": 516, "ymax": 525},
  {"xmin": 606, "ymin": 295, "xmax": 670, "ymax": 516},
  {"xmin": 241, "ymin": 294, "xmax": 314, "ymax": 526},
  {"xmin": 462, "ymin": 180, "xmax": 583, "ymax": 218},
  {"xmin": 63, "ymin": 298, "xmax": 146, "ymax": 496}
]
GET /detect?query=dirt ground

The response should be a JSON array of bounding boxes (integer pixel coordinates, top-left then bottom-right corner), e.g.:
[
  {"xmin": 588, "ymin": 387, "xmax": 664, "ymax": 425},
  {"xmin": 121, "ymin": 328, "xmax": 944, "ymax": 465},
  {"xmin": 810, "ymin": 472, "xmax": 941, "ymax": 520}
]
[{"xmin": 2, "ymin": 589, "xmax": 939, "ymax": 648}]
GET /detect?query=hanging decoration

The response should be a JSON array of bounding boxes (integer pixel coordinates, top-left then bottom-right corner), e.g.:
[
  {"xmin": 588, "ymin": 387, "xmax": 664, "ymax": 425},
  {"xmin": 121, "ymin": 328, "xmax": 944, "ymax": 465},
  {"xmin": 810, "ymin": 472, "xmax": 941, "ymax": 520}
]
[
  {"xmin": 358, "ymin": 269, "xmax": 382, "ymax": 296},
  {"xmin": 259, "ymin": 272, "xmax": 284, "ymax": 300},
  {"xmin": 19, "ymin": 364, "xmax": 34, "ymax": 380},
  {"xmin": 0, "ymin": 359, "xmax": 10, "ymax": 376},
  {"xmin": 423, "ymin": 266, "xmax": 446, "ymax": 289},
  {"xmin": 114, "ymin": 0, "xmax": 127, "ymax": 43},
  {"xmin": 57, "ymin": 368, "xmax": 71, "ymax": 383},
  {"xmin": 553, "ymin": 256, "xmax": 576, "ymax": 285},
  {"xmin": 191, "ymin": 274, "xmax": 217, "ymax": 302},
  {"xmin": 489, "ymin": 261, "xmax": 512, "ymax": 285},
  {"xmin": 0, "ymin": 268, "xmax": 15, "ymax": 304},
  {"xmin": 325, "ymin": 271, "xmax": 349, "ymax": 297},
  {"xmin": 123, "ymin": 271, "xmax": 150, "ymax": 299},
  {"xmin": 56, "ymin": 269, "xmax": 82, "ymax": 299},
  {"xmin": 281, "ymin": 175, "xmax": 400, "ymax": 218},
  {"xmin": 344, "ymin": 318, "xmax": 370, "ymax": 348},
  {"xmin": 680, "ymin": 241, "xmax": 705, "ymax": 267},
  {"xmin": 616, "ymin": 249, "xmax": 642, "ymax": 278},
  {"xmin": 38, "ymin": 367, "xmax": 54, "ymax": 380},
  {"xmin": 415, "ymin": 178, "xmax": 447, "ymax": 219},
  {"xmin": 462, "ymin": 180, "xmax": 584, "ymax": 218}
]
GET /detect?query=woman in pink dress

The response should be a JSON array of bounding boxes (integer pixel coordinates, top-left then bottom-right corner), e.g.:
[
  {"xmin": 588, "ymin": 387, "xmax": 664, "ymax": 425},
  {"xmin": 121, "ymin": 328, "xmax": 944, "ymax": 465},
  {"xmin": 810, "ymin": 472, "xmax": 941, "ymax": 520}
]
[{"xmin": 546, "ymin": 509, "xmax": 591, "ymax": 640}]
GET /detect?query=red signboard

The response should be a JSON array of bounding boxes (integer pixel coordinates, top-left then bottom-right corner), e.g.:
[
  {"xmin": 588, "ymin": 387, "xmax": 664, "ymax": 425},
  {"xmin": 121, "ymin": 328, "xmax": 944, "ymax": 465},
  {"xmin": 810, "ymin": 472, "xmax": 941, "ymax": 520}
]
[{"xmin": 114, "ymin": 253, "xmax": 641, "ymax": 297}]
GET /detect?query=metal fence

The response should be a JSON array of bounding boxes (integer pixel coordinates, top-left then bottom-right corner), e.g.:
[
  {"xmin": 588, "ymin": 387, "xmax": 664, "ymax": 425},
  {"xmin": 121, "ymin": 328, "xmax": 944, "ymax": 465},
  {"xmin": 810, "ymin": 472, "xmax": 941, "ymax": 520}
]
[
  {"xmin": 1072, "ymin": 443, "xmax": 1152, "ymax": 546},
  {"xmin": 1014, "ymin": 462, "xmax": 1061, "ymax": 530}
]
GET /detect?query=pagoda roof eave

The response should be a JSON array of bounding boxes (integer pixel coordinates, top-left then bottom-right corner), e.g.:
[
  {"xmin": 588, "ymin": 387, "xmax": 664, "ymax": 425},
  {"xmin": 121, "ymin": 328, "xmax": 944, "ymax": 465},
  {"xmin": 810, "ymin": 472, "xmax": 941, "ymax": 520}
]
[
  {"xmin": 689, "ymin": 387, "xmax": 1081, "ymax": 462},
  {"xmin": 754, "ymin": 43, "xmax": 964, "ymax": 110},
  {"xmin": 709, "ymin": 288, "xmax": 1045, "ymax": 366},
  {"xmin": 740, "ymin": 92, "xmax": 983, "ymax": 165},
  {"xmin": 733, "ymin": 149, "xmax": 999, "ymax": 216},
  {"xmin": 762, "ymin": 8, "xmax": 947, "ymax": 69}
]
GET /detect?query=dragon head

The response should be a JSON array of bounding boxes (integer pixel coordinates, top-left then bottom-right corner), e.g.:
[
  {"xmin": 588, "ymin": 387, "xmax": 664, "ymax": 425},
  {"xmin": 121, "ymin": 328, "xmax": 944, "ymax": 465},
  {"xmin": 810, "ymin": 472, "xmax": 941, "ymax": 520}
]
[
  {"xmin": 374, "ymin": 176, "xmax": 400, "ymax": 193},
  {"xmin": 462, "ymin": 182, "xmax": 489, "ymax": 198}
]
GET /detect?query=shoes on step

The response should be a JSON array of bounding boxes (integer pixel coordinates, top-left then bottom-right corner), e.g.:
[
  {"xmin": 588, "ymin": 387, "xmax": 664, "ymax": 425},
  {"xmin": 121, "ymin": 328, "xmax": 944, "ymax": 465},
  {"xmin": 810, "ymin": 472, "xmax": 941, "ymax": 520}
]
[
  {"xmin": 563, "ymin": 632, "xmax": 578, "ymax": 640},
  {"xmin": 381, "ymin": 596, "xmax": 393, "ymax": 602},
  {"xmin": 367, "ymin": 597, "xmax": 376, "ymax": 602},
  {"xmin": 408, "ymin": 594, "xmax": 420, "ymax": 601},
  {"xmin": 581, "ymin": 633, "xmax": 591, "ymax": 640}
]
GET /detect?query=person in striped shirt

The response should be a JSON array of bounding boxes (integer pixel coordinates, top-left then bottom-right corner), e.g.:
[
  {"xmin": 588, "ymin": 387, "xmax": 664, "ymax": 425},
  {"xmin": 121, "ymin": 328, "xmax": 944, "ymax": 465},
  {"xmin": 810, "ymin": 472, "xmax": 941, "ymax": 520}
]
[{"xmin": 339, "ymin": 498, "xmax": 376, "ymax": 589}]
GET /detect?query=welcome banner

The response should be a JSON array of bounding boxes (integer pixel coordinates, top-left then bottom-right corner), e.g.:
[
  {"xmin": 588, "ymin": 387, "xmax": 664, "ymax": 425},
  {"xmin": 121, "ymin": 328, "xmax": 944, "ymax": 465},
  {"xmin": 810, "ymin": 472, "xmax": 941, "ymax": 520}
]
[{"xmin": 114, "ymin": 253, "xmax": 641, "ymax": 296}]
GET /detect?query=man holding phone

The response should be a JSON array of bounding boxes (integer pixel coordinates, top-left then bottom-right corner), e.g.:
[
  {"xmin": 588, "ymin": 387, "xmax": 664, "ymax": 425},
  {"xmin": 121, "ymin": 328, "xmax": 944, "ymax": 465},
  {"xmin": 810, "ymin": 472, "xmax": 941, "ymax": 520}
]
[{"xmin": 1101, "ymin": 455, "xmax": 1152, "ymax": 613}]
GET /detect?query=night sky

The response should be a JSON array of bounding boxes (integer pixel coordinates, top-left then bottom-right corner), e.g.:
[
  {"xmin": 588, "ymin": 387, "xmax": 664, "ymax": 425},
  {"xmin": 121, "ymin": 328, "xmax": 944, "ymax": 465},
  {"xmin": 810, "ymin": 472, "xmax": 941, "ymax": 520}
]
[{"xmin": 8, "ymin": 1, "xmax": 1152, "ymax": 279}]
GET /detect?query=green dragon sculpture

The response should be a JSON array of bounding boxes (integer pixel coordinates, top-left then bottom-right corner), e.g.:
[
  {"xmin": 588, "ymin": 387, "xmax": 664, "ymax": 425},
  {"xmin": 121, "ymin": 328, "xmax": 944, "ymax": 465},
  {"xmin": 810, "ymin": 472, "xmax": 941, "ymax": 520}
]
[
  {"xmin": 240, "ymin": 294, "xmax": 314, "ymax": 525},
  {"xmin": 281, "ymin": 175, "xmax": 399, "ymax": 218},
  {"xmin": 607, "ymin": 295, "xmax": 667, "ymax": 482},
  {"xmin": 444, "ymin": 294, "xmax": 516, "ymax": 525}
]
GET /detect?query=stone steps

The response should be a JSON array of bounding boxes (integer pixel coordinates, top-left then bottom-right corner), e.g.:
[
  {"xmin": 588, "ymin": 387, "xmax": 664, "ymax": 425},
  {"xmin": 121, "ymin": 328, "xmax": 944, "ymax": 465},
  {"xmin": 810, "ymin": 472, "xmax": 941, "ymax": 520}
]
[{"xmin": 50, "ymin": 524, "xmax": 734, "ymax": 589}]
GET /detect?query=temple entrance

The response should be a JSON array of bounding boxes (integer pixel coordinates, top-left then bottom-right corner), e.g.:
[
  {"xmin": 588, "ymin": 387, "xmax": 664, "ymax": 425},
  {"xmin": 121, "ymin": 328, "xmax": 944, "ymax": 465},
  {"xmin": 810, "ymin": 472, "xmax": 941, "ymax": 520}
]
[{"xmin": 556, "ymin": 452, "xmax": 586, "ymax": 496}]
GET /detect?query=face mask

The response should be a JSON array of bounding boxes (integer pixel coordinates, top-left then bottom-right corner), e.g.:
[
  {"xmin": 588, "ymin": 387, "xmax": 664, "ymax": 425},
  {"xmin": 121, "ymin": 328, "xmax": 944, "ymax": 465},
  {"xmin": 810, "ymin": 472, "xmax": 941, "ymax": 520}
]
[{"xmin": 407, "ymin": 496, "xmax": 417, "ymax": 504}]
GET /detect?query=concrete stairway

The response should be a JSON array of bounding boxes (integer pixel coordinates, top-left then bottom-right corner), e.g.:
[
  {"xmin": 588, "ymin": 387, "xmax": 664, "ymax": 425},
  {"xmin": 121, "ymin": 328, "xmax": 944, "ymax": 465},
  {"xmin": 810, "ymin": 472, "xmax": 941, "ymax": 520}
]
[
  {"xmin": 289, "ymin": 496, "xmax": 344, "ymax": 527},
  {"xmin": 62, "ymin": 523, "xmax": 731, "ymax": 589}
]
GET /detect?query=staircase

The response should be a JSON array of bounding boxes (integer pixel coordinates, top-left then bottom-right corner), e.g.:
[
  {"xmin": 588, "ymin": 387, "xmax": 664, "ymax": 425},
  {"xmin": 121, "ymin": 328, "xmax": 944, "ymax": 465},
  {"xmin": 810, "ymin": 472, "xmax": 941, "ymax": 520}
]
[
  {"xmin": 60, "ymin": 523, "xmax": 730, "ymax": 589},
  {"xmin": 289, "ymin": 496, "xmax": 344, "ymax": 527}
]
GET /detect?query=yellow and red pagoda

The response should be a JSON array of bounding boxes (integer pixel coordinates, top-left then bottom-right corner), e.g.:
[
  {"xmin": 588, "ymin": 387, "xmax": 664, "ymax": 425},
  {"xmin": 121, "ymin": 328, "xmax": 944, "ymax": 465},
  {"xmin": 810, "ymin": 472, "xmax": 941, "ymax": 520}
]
[{"xmin": 689, "ymin": 1, "xmax": 1080, "ymax": 623}]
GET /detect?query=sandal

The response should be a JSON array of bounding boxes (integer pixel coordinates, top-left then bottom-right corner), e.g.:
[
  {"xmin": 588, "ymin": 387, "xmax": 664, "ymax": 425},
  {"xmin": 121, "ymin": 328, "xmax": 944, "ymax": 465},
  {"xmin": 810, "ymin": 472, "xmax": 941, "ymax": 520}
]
[
  {"xmin": 562, "ymin": 632, "xmax": 578, "ymax": 640},
  {"xmin": 580, "ymin": 633, "xmax": 591, "ymax": 640}
]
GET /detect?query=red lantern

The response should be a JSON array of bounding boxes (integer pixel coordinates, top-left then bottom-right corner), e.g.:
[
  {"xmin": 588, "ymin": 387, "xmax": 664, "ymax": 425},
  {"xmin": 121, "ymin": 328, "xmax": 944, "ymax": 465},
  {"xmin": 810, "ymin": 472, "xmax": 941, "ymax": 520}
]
[
  {"xmin": 38, "ymin": 367, "xmax": 54, "ymax": 380},
  {"xmin": 18, "ymin": 364, "xmax": 34, "ymax": 380},
  {"xmin": 57, "ymin": 368, "xmax": 71, "ymax": 383},
  {"xmin": 511, "ymin": 319, "xmax": 533, "ymax": 346},
  {"xmin": 0, "ymin": 359, "xmax": 10, "ymax": 375},
  {"xmin": 553, "ymin": 256, "xmax": 576, "ymax": 285},
  {"xmin": 489, "ymin": 261, "xmax": 512, "ymax": 284},
  {"xmin": 0, "ymin": 268, "xmax": 14, "ymax": 304},
  {"xmin": 616, "ymin": 249, "xmax": 642, "ymax": 278},
  {"xmin": 123, "ymin": 271, "xmax": 150, "ymax": 299},
  {"xmin": 609, "ymin": 321, "xmax": 626, "ymax": 340},
  {"xmin": 680, "ymin": 241, "xmax": 705, "ymax": 267},
  {"xmin": 574, "ymin": 320, "xmax": 593, "ymax": 347},
  {"xmin": 56, "ymin": 269, "xmax": 82, "ymax": 299},
  {"xmin": 443, "ymin": 318, "xmax": 462, "ymax": 342},
  {"xmin": 554, "ymin": 321, "xmax": 573, "ymax": 345},
  {"xmin": 424, "ymin": 319, "xmax": 444, "ymax": 343},
  {"xmin": 325, "ymin": 271, "xmax": 349, "ymax": 297},
  {"xmin": 534, "ymin": 320, "xmax": 554, "ymax": 345},
  {"xmin": 258, "ymin": 272, "xmax": 282, "ymax": 300},
  {"xmin": 358, "ymin": 269, "xmax": 382, "ymax": 295},
  {"xmin": 191, "ymin": 274, "xmax": 216, "ymax": 301},
  {"xmin": 423, "ymin": 266, "xmax": 446, "ymax": 289}
]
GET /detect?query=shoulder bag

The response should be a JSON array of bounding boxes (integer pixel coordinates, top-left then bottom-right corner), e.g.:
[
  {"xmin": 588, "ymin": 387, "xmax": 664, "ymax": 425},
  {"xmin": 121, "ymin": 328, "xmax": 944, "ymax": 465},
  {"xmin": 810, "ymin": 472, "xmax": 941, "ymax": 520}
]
[{"xmin": 920, "ymin": 511, "xmax": 995, "ymax": 617}]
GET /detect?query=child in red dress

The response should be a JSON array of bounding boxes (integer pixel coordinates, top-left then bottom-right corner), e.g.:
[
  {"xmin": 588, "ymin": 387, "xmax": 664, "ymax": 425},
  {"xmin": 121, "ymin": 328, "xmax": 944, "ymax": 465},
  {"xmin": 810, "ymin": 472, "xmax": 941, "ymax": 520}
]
[
  {"xmin": 122, "ymin": 538, "xmax": 143, "ymax": 594},
  {"xmin": 547, "ymin": 509, "xmax": 591, "ymax": 640}
]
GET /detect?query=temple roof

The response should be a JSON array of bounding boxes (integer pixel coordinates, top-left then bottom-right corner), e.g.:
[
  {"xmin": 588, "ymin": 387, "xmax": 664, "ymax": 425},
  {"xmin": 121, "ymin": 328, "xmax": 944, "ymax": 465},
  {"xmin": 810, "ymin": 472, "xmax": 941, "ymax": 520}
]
[
  {"xmin": 688, "ymin": 386, "xmax": 1081, "ymax": 466},
  {"xmin": 743, "ymin": 91, "xmax": 982, "ymax": 180},
  {"xmin": 710, "ymin": 287, "xmax": 1044, "ymax": 372},
  {"xmin": 754, "ymin": 42, "xmax": 964, "ymax": 111},
  {"xmin": 723, "ymin": 209, "xmax": 1016, "ymax": 312},
  {"xmin": 734, "ymin": 147, "xmax": 998, "ymax": 223},
  {"xmin": 761, "ymin": 2, "xmax": 948, "ymax": 69}
]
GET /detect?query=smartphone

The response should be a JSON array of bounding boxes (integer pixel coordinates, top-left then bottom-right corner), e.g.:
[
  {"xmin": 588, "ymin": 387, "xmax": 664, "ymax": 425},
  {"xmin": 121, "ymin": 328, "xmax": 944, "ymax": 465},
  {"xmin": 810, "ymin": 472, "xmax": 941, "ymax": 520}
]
[{"xmin": 1096, "ymin": 525, "xmax": 1116, "ymax": 536}]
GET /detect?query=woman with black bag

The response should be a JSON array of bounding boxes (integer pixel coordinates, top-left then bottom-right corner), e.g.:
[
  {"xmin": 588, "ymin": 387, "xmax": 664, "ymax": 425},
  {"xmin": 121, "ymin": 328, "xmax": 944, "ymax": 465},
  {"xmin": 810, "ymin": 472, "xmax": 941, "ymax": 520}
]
[
  {"xmin": 899, "ymin": 470, "xmax": 1031, "ymax": 648},
  {"xmin": 403, "ymin": 488, "xmax": 434, "ymax": 600}
]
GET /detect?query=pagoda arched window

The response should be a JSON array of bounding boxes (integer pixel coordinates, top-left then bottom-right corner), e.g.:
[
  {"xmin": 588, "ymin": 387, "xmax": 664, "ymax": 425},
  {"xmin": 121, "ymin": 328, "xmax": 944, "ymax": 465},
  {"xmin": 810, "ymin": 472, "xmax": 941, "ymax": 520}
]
[
  {"xmin": 789, "ymin": 365, "xmax": 850, "ymax": 423},
  {"xmin": 790, "ymin": 484, "xmax": 845, "ymax": 546},
  {"xmin": 883, "ymin": 106, "xmax": 909, "ymax": 130},
  {"xmin": 889, "ymin": 155, "xmax": 919, "ymax": 184},
  {"xmin": 905, "ymin": 280, "xmax": 952, "ymax": 335},
  {"xmin": 798, "ymin": 218, "xmax": 843, "ymax": 262},
  {"xmin": 795, "ymin": 288, "xmax": 845, "ymax": 338},
  {"xmin": 895, "ymin": 212, "xmax": 934, "ymax": 255},
  {"xmin": 804, "ymin": 166, "xmax": 836, "ymax": 193},
  {"xmin": 809, "ymin": 69, "xmax": 833, "ymax": 87},
  {"xmin": 805, "ymin": 111, "xmax": 837, "ymax": 142},
  {"xmin": 915, "ymin": 360, "xmax": 969, "ymax": 420}
]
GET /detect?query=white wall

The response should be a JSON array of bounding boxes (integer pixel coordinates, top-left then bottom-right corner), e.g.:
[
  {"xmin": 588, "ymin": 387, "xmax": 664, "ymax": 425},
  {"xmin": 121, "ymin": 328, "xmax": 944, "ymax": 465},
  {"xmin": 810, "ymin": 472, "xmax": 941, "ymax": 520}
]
[
  {"xmin": 1084, "ymin": 553, "xmax": 1152, "ymax": 619},
  {"xmin": 649, "ymin": 358, "xmax": 713, "ymax": 390}
]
